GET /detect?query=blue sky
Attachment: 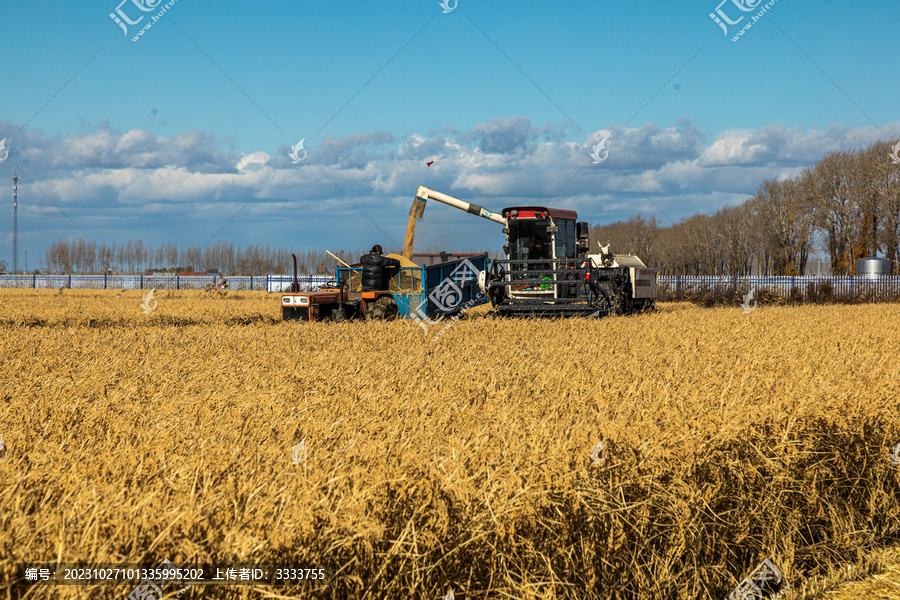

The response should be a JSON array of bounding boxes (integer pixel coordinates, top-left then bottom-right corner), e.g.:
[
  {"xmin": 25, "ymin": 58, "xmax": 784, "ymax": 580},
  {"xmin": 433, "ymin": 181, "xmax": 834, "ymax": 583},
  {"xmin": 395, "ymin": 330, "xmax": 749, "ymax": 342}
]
[{"xmin": 2, "ymin": 0, "xmax": 899, "ymax": 270}]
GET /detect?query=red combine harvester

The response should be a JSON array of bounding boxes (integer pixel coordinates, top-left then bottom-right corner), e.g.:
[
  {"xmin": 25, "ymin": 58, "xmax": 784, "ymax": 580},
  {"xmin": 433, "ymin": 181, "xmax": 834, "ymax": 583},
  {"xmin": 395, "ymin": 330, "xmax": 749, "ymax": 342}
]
[{"xmin": 411, "ymin": 186, "xmax": 657, "ymax": 317}]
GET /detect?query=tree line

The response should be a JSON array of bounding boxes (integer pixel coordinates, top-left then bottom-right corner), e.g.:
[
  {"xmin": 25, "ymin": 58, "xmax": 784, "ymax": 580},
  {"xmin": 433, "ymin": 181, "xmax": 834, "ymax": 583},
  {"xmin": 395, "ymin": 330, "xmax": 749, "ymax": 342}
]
[
  {"xmin": 40, "ymin": 240, "xmax": 387, "ymax": 275},
  {"xmin": 591, "ymin": 139, "xmax": 900, "ymax": 276},
  {"xmin": 39, "ymin": 241, "xmax": 493, "ymax": 275}
]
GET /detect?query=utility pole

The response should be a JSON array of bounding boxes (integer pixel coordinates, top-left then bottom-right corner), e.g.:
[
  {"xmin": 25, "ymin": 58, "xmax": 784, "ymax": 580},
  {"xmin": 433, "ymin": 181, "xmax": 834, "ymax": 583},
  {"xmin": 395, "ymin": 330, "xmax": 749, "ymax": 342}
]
[{"xmin": 12, "ymin": 172, "xmax": 19, "ymax": 275}]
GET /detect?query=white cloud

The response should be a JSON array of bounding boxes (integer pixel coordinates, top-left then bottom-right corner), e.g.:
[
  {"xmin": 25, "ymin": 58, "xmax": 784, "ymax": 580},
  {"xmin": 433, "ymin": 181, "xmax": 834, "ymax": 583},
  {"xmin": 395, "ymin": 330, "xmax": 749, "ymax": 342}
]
[{"xmin": 3, "ymin": 117, "xmax": 900, "ymax": 247}]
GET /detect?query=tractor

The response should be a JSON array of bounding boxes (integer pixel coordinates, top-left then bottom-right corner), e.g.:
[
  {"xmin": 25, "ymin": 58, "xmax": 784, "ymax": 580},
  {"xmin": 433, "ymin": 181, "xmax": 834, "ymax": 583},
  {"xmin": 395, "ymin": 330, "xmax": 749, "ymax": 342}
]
[{"xmin": 280, "ymin": 255, "xmax": 399, "ymax": 321}]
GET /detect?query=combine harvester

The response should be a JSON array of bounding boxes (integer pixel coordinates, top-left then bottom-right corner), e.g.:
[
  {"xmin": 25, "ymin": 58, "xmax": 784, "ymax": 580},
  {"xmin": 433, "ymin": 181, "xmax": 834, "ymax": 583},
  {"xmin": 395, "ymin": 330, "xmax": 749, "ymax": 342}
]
[
  {"xmin": 410, "ymin": 186, "xmax": 656, "ymax": 317},
  {"xmin": 279, "ymin": 186, "xmax": 656, "ymax": 321}
]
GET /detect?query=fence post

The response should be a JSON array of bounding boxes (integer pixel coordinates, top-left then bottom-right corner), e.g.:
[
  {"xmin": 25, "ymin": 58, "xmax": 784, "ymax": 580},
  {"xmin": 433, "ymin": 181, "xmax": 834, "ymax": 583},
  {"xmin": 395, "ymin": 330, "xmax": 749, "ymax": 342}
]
[
  {"xmin": 68, "ymin": 275, "xmax": 72, "ymax": 289},
  {"xmin": 251, "ymin": 275, "xmax": 254, "ymax": 291},
  {"xmin": 177, "ymin": 275, "xmax": 180, "ymax": 290},
  {"xmin": 33, "ymin": 273, "xmax": 37, "ymax": 288},
  {"xmin": 104, "ymin": 273, "xmax": 107, "ymax": 289}
]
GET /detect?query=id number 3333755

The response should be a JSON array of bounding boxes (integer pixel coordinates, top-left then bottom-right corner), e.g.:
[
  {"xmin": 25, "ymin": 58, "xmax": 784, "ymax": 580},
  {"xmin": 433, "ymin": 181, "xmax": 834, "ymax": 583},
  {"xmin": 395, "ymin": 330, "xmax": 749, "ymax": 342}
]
[{"xmin": 275, "ymin": 568, "xmax": 325, "ymax": 581}]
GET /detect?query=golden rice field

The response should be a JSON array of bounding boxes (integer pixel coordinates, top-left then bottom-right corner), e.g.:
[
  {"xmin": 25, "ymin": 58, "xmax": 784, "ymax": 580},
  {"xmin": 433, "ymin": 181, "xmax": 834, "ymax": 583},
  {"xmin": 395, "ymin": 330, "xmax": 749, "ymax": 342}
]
[{"xmin": 1, "ymin": 288, "xmax": 899, "ymax": 599}]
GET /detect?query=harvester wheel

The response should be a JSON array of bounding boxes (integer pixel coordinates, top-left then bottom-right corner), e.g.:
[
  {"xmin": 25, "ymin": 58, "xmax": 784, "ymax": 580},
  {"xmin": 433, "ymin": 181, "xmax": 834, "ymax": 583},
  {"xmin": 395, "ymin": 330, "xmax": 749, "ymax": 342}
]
[
  {"xmin": 487, "ymin": 261, "xmax": 506, "ymax": 307},
  {"xmin": 589, "ymin": 287, "xmax": 612, "ymax": 316}
]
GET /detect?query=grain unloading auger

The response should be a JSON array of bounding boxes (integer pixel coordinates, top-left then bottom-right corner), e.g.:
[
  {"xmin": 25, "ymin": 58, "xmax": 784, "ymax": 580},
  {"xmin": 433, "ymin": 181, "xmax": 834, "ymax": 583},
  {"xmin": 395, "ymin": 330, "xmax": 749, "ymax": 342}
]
[{"xmin": 411, "ymin": 186, "xmax": 657, "ymax": 317}]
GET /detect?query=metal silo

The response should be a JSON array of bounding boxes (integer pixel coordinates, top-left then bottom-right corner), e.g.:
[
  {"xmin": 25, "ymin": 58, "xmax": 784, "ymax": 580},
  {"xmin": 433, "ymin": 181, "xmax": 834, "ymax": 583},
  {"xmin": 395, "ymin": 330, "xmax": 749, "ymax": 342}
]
[{"xmin": 856, "ymin": 257, "xmax": 892, "ymax": 278}]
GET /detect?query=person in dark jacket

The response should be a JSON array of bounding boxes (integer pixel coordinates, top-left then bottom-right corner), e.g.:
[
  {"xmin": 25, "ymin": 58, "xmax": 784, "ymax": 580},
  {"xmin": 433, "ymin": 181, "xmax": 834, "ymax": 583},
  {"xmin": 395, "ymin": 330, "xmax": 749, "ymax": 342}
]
[{"xmin": 360, "ymin": 245, "xmax": 401, "ymax": 291}]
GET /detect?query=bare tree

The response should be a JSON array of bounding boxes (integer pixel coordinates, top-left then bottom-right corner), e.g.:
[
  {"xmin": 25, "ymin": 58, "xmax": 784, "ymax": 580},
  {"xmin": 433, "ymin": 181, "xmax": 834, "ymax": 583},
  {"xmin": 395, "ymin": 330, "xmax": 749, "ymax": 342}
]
[
  {"xmin": 715, "ymin": 203, "xmax": 754, "ymax": 276},
  {"xmin": 874, "ymin": 140, "xmax": 900, "ymax": 265}
]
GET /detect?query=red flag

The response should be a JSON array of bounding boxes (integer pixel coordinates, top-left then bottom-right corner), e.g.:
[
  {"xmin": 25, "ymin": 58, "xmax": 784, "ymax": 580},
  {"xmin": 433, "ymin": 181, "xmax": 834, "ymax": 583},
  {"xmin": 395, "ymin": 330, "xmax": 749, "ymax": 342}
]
[{"xmin": 426, "ymin": 161, "xmax": 434, "ymax": 167}]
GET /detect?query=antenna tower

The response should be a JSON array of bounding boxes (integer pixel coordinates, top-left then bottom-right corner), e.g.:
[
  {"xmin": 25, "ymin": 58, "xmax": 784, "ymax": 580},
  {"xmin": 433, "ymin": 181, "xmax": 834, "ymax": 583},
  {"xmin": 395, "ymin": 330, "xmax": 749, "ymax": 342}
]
[{"xmin": 12, "ymin": 172, "xmax": 19, "ymax": 275}]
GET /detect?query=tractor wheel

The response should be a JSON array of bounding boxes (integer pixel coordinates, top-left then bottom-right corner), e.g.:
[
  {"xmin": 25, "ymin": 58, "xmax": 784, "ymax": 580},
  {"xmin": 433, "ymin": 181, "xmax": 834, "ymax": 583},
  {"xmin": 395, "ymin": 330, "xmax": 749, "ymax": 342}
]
[
  {"xmin": 367, "ymin": 296, "xmax": 398, "ymax": 321},
  {"xmin": 377, "ymin": 296, "xmax": 399, "ymax": 320},
  {"xmin": 366, "ymin": 302, "xmax": 385, "ymax": 320}
]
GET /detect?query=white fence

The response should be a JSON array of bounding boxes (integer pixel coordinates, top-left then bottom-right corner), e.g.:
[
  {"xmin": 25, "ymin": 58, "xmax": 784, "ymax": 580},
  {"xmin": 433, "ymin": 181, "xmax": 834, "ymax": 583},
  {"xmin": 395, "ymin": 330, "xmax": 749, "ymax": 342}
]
[
  {"xmin": 0, "ymin": 274, "xmax": 333, "ymax": 293},
  {"xmin": 658, "ymin": 276, "xmax": 900, "ymax": 298},
  {"xmin": 5, "ymin": 274, "xmax": 900, "ymax": 299}
]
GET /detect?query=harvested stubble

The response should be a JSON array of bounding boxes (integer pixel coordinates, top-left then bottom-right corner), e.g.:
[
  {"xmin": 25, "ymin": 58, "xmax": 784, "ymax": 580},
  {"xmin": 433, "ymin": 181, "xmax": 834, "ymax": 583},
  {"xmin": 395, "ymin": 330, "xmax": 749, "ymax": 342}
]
[{"xmin": 1, "ymin": 291, "xmax": 899, "ymax": 600}]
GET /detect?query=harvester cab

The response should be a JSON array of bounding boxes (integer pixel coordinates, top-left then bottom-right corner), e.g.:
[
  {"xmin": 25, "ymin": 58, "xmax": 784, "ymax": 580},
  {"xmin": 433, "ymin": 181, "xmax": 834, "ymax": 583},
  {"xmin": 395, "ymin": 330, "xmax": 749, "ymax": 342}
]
[{"xmin": 501, "ymin": 206, "xmax": 585, "ymax": 288}]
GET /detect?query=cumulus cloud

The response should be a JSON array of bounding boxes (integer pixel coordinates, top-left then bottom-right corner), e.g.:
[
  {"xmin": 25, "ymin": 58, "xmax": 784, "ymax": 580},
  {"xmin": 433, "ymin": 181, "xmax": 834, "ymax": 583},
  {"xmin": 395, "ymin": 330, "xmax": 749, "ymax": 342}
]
[
  {"xmin": 699, "ymin": 122, "xmax": 899, "ymax": 167},
  {"xmin": 2, "ymin": 116, "xmax": 899, "ymax": 248},
  {"xmin": 4, "ymin": 124, "xmax": 238, "ymax": 173},
  {"xmin": 463, "ymin": 116, "xmax": 536, "ymax": 154}
]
